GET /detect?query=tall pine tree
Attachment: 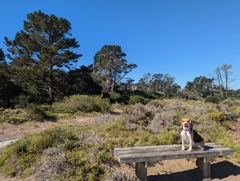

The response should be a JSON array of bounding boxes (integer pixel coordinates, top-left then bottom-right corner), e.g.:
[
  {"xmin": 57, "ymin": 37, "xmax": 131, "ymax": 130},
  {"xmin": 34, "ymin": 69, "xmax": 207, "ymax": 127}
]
[{"xmin": 5, "ymin": 11, "xmax": 82, "ymax": 103}]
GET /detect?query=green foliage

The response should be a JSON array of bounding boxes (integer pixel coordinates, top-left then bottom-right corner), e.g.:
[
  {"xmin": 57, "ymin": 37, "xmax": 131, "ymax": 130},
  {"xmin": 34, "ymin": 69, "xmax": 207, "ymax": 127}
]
[
  {"xmin": 0, "ymin": 95, "xmax": 113, "ymax": 123},
  {"xmin": 0, "ymin": 127, "xmax": 79, "ymax": 177},
  {"xmin": 156, "ymin": 127, "xmax": 180, "ymax": 145},
  {"xmin": 230, "ymin": 106, "xmax": 240, "ymax": 118},
  {"xmin": 209, "ymin": 125, "xmax": 240, "ymax": 160},
  {"xmin": 128, "ymin": 95, "xmax": 150, "ymax": 105},
  {"xmin": 52, "ymin": 94, "xmax": 113, "ymax": 114},
  {"xmin": 0, "ymin": 108, "xmax": 28, "ymax": 124},
  {"xmin": 11, "ymin": 95, "xmax": 30, "ymax": 109},
  {"xmin": 2, "ymin": 98, "xmax": 240, "ymax": 180},
  {"xmin": 0, "ymin": 48, "xmax": 4, "ymax": 61},
  {"xmin": 97, "ymin": 120, "xmax": 130, "ymax": 139},
  {"xmin": 109, "ymin": 92, "xmax": 121, "ymax": 103},
  {"xmin": 209, "ymin": 111, "xmax": 226, "ymax": 122},
  {"xmin": 26, "ymin": 103, "xmax": 47, "ymax": 122},
  {"xmin": 220, "ymin": 121, "xmax": 232, "ymax": 130},
  {"xmin": 205, "ymin": 96, "xmax": 224, "ymax": 104},
  {"xmin": 0, "ymin": 50, "xmax": 23, "ymax": 108},
  {"xmin": 65, "ymin": 66, "xmax": 102, "ymax": 96},
  {"xmin": 92, "ymin": 45, "xmax": 137, "ymax": 93},
  {"xmin": 0, "ymin": 118, "xmax": 180, "ymax": 180},
  {"xmin": 5, "ymin": 10, "xmax": 82, "ymax": 103},
  {"xmin": 136, "ymin": 73, "xmax": 181, "ymax": 94},
  {"xmin": 185, "ymin": 76, "xmax": 214, "ymax": 98},
  {"xmin": 46, "ymin": 112, "xmax": 75, "ymax": 120},
  {"xmin": 66, "ymin": 149, "xmax": 108, "ymax": 181}
]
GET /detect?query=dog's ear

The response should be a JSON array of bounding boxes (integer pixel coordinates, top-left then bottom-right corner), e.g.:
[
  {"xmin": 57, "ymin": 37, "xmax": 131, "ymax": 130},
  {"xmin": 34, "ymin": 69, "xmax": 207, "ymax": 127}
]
[
  {"xmin": 189, "ymin": 119, "xmax": 193, "ymax": 127},
  {"xmin": 180, "ymin": 119, "xmax": 183, "ymax": 127},
  {"xmin": 180, "ymin": 119, "xmax": 184, "ymax": 127}
]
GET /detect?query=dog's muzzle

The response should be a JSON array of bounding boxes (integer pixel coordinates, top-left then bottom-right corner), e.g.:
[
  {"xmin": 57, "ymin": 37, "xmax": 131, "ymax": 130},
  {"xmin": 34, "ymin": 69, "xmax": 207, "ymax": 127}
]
[{"xmin": 183, "ymin": 124, "xmax": 189, "ymax": 131}]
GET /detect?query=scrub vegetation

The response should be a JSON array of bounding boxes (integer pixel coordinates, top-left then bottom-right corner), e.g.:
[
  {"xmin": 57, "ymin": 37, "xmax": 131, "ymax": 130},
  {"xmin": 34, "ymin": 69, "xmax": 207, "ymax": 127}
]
[{"xmin": 1, "ymin": 96, "xmax": 240, "ymax": 180}]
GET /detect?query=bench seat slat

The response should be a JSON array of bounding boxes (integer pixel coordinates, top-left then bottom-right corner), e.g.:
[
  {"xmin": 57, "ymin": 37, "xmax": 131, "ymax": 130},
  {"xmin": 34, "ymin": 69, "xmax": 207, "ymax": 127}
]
[
  {"xmin": 114, "ymin": 143, "xmax": 221, "ymax": 151},
  {"xmin": 114, "ymin": 143, "xmax": 234, "ymax": 164},
  {"xmin": 115, "ymin": 145, "xmax": 227, "ymax": 156},
  {"xmin": 114, "ymin": 143, "xmax": 226, "ymax": 155},
  {"xmin": 117, "ymin": 148, "xmax": 233, "ymax": 159}
]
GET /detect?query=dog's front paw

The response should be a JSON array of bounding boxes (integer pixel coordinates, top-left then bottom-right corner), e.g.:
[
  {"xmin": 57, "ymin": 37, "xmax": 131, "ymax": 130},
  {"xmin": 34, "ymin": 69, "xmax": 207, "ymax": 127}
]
[{"xmin": 187, "ymin": 148, "xmax": 192, "ymax": 152}]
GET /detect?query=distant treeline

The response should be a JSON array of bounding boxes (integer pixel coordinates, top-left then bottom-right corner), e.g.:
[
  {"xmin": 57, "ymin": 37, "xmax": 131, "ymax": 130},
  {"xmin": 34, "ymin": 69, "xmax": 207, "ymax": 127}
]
[{"xmin": 0, "ymin": 11, "xmax": 239, "ymax": 108}]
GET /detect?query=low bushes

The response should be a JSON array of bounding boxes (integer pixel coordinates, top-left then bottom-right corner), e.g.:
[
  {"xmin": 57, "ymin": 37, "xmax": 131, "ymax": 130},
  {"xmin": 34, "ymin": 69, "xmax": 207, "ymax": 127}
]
[
  {"xmin": 51, "ymin": 95, "xmax": 113, "ymax": 114},
  {"xmin": 0, "ymin": 109, "xmax": 28, "ymax": 124},
  {"xmin": 26, "ymin": 103, "xmax": 47, "ymax": 122},
  {"xmin": 0, "ymin": 95, "xmax": 113, "ymax": 124},
  {"xmin": 205, "ymin": 96, "xmax": 224, "ymax": 104},
  {"xmin": 1, "ymin": 98, "xmax": 240, "ymax": 180},
  {"xmin": 0, "ymin": 118, "xmax": 181, "ymax": 180},
  {"xmin": 128, "ymin": 95, "xmax": 150, "ymax": 105}
]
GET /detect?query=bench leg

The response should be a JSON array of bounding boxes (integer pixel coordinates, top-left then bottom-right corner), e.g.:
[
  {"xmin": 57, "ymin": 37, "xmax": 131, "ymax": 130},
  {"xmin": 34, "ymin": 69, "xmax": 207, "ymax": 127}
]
[
  {"xmin": 196, "ymin": 157, "xmax": 212, "ymax": 181},
  {"xmin": 135, "ymin": 162, "xmax": 147, "ymax": 181}
]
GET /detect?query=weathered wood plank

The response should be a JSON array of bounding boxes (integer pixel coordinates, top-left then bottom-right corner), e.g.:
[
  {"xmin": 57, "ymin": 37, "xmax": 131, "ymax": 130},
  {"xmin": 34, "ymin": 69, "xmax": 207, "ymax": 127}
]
[
  {"xmin": 135, "ymin": 162, "xmax": 147, "ymax": 181},
  {"xmin": 117, "ymin": 148, "xmax": 233, "ymax": 158},
  {"xmin": 114, "ymin": 143, "xmax": 220, "ymax": 151},
  {"xmin": 114, "ymin": 143, "xmax": 227, "ymax": 155},
  {"xmin": 118, "ymin": 151, "xmax": 233, "ymax": 163},
  {"xmin": 114, "ymin": 143, "xmax": 231, "ymax": 154},
  {"xmin": 114, "ymin": 144, "xmax": 181, "ymax": 152},
  {"xmin": 114, "ymin": 143, "xmax": 234, "ymax": 164},
  {"xmin": 116, "ymin": 151, "xmax": 232, "ymax": 159},
  {"xmin": 145, "ymin": 161, "xmax": 155, "ymax": 167},
  {"xmin": 196, "ymin": 157, "xmax": 211, "ymax": 181}
]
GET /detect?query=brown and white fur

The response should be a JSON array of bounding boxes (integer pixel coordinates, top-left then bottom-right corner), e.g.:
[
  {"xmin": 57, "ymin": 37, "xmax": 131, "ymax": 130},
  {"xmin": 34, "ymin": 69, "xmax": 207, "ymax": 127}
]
[{"xmin": 181, "ymin": 118, "xmax": 205, "ymax": 151}]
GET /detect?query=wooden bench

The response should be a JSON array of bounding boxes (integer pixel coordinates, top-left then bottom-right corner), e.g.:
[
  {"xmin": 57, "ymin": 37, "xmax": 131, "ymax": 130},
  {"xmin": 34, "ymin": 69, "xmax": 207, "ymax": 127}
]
[{"xmin": 114, "ymin": 143, "xmax": 234, "ymax": 181}]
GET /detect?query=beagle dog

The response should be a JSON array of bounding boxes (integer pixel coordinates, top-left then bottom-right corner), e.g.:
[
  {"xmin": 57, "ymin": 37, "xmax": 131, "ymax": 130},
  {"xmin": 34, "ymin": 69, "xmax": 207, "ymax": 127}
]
[{"xmin": 181, "ymin": 118, "xmax": 205, "ymax": 151}]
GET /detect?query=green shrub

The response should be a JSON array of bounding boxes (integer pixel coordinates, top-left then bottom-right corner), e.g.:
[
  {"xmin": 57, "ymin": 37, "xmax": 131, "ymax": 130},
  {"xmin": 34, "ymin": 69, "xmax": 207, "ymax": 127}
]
[
  {"xmin": 26, "ymin": 103, "xmax": 47, "ymax": 121},
  {"xmin": 52, "ymin": 95, "xmax": 113, "ymax": 114},
  {"xmin": 0, "ymin": 126, "xmax": 81, "ymax": 178},
  {"xmin": 230, "ymin": 106, "xmax": 240, "ymax": 118},
  {"xmin": 2, "ymin": 98, "xmax": 240, "ymax": 180},
  {"xmin": 0, "ymin": 109, "xmax": 28, "ymax": 124},
  {"xmin": 209, "ymin": 111, "xmax": 226, "ymax": 123},
  {"xmin": 221, "ymin": 98, "xmax": 240, "ymax": 107},
  {"xmin": 205, "ymin": 96, "xmax": 224, "ymax": 104},
  {"xmin": 11, "ymin": 95, "xmax": 30, "ymax": 109},
  {"xmin": 109, "ymin": 92, "xmax": 121, "ymax": 103},
  {"xmin": 128, "ymin": 95, "xmax": 150, "ymax": 105}
]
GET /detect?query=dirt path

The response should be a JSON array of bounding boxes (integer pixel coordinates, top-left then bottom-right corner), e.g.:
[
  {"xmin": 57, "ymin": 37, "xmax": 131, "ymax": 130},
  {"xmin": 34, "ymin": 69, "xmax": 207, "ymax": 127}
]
[
  {"xmin": 0, "ymin": 115, "xmax": 98, "ymax": 141},
  {"xmin": 1, "ymin": 116, "xmax": 240, "ymax": 180}
]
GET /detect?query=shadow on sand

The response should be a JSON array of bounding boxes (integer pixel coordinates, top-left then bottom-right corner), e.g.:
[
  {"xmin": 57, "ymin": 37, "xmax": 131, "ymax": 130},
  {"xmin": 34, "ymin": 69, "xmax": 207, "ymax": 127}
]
[{"xmin": 147, "ymin": 160, "xmax": 240, "ymax": 181}]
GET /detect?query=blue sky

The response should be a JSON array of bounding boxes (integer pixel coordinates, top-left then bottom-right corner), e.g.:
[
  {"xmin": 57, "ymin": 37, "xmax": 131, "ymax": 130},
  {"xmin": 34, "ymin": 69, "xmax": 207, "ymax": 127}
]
[{"xmin": 1, "ymin": 0, "xmax": 240, "ymax": 89}]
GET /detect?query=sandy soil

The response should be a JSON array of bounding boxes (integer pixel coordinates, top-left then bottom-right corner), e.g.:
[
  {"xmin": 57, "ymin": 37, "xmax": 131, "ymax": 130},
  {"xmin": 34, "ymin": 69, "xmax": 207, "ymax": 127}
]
[
  {"xmin": 1, "ymin": 116, "xmax": 240, "ymax": 181},
  {"xmin": 0, "ymin": 116, "xmax": 97, "ymax": 141}
]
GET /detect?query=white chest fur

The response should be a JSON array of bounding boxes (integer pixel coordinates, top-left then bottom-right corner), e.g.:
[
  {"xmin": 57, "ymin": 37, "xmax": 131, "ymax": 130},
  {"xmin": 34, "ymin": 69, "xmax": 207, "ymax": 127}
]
[{"xmin": 181, "ymin": 130, "xmax": 191, "ymax": 142}]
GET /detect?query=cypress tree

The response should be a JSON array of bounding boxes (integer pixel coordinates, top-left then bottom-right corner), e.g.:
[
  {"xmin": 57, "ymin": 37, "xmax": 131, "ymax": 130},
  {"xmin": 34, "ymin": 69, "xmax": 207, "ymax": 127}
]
[{"xmin": 5, "ymin": 11, "xmax": 82, "ymax": 103}]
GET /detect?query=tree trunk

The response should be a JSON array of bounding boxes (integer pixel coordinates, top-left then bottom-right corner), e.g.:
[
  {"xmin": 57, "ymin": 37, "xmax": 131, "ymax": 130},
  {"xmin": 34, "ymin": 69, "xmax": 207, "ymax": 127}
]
[{"xmin": 49, "ymin": 66, "xmax": 54, "ymax": 103}]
